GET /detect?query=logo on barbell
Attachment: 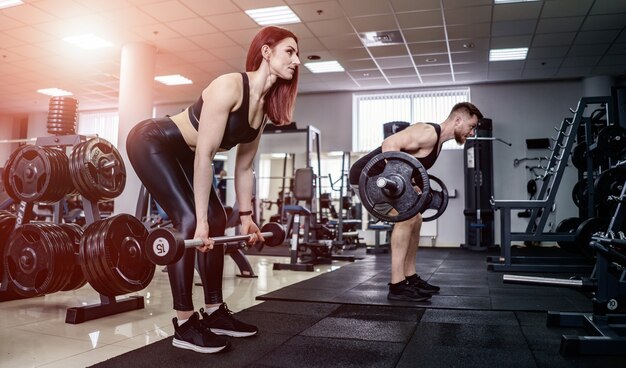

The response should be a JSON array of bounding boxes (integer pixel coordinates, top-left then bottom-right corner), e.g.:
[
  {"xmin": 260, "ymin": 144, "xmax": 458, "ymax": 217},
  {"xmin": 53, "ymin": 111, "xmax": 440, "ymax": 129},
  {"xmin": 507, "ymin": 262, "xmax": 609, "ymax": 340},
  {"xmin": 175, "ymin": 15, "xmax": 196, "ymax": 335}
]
[{"xmin": 153, "ymin": 237, "xmax": 170, "ymax": 256}]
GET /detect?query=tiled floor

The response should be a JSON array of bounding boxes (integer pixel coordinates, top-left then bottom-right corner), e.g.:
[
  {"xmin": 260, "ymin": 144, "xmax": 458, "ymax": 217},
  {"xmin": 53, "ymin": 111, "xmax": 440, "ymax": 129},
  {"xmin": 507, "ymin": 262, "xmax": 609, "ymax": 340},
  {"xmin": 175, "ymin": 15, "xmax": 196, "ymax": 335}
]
[{"xmin": 0, "ymin": 255, "xmax": 349, "ymax": 368}]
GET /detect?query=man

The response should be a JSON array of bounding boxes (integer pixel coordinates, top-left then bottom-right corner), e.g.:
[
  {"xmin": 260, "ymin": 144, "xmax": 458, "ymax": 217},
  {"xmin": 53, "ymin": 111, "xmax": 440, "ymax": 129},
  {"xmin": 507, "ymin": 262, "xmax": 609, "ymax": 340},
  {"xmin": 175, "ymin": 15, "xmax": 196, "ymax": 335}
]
[{"xmin": 349, "ymin": 102, "xmax": 483, "ymax": 302}]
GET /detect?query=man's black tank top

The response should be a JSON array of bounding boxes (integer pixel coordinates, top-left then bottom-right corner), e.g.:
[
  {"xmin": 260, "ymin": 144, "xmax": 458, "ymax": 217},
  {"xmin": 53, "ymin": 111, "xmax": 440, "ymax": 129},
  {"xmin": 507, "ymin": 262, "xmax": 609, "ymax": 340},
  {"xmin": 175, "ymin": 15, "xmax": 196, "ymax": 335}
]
[{"xmin": 188, "ymin": 73, "xmax": 261, "ymax": 150}]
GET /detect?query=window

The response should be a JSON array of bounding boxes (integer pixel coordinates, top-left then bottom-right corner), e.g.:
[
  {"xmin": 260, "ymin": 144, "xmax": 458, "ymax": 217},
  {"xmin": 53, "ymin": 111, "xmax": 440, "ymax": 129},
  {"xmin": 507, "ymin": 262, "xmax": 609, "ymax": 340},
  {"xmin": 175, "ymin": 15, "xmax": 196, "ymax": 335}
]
[
  {"xmin": 352, "ymin": 88, "xmax": 471, "ymax": 152},
  {"xmin": 77, "ymin": 111, "xmax": 119, "ymax": 146}
]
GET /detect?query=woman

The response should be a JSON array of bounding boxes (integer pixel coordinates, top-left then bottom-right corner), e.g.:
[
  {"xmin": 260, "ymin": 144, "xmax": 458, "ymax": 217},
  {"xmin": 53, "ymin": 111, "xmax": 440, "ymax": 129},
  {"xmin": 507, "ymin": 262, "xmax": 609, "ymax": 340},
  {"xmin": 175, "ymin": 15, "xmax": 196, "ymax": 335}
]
[{"xmin": 127, "ymin": 26, "xmax": 300, "ymax": 353}]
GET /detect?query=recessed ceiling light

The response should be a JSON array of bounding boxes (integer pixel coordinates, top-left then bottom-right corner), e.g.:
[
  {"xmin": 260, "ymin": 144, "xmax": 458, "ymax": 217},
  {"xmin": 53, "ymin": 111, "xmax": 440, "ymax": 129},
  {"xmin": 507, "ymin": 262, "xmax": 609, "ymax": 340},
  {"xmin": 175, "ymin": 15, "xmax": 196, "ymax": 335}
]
[
  {"xmin": 489, "ymin": 47, "xmax": 528, "ymax": 61},
  {"xmin": 154, "ymin": 75, "xmax": 193, "ymax": 86},
  {"xmin": 304, "ymin": 61, "xmax": 345, "ymax": 73},
  {"xmin": 462, "ymin": 42, "xmax": 475, "ymax": 49},
  {"xmin": 37, "ymin": 88, "xmax": 72, "ymax": 97},
  {"xmin": 494, "ymin": 0, "xmax": 540, "ymax": 3},
  {"xmin": 307, "ymin": 55, "xmax": 321, "ymax": 60},
  {"xmin": 63, "ymin": 34, "xmax": 112, "ymax": 49},
  {"xmin": 0, "ymin": 0, "xmax": 23, "ymax": 10},
  {"xmin": 425, "ymin": 58, "xmax": 438, "ymax": 63},
  {"xmin": 245, "ymin": 6, "xmax": 301, "ymax": 26}
]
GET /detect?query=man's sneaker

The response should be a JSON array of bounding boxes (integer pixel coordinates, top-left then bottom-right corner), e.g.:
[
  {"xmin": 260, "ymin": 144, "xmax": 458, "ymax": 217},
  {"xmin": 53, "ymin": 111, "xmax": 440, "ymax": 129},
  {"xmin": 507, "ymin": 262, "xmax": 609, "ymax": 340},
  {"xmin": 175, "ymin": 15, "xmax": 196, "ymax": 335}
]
[
  {"xmin": 200, "ymin": 304, "xmax": 258, "ymax": 337},
  {"xmin": 407, "ymin": 275, "xmax": 440, "ymax": 295},
  {"xmin": 172, "ymin": 312, "xmax": 229, "ymax": 353},
  {"xmin": 387, "ymin": 282, "xmax": 431, "ymax": 302}
]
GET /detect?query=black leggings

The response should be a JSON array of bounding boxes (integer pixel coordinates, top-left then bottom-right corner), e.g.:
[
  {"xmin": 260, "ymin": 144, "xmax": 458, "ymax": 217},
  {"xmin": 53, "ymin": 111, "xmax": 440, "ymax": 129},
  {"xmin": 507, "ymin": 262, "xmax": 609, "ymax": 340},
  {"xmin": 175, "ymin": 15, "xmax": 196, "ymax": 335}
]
[{"xmin": 127, "ymin": 117, "xmax": 227, "ymax": 311}]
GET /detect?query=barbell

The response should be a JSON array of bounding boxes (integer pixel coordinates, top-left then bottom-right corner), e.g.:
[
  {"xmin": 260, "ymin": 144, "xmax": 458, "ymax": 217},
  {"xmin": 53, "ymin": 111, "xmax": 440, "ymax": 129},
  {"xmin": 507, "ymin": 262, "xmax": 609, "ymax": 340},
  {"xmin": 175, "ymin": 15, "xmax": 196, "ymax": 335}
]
[
  {"xmin": 145, "ymin": 222, "xmax": 286, "ymax": 265},
  {"xmin": 358, "ymin": 151, "xmax": 448, "ymax": 222}
]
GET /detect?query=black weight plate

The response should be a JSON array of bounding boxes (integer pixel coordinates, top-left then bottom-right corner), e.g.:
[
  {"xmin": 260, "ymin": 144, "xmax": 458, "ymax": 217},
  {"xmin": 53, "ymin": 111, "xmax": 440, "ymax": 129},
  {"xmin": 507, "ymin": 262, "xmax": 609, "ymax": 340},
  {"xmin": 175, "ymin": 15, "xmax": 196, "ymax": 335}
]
[
  {"xmin": 575, "ymin": 217, "xmax": 609, "ymax": 260},
  {"xmin": 8, "ymin": 146, "xmax": 53, "ymax": 203},
  {"xmin": 2, "ymin": 146, "xmax": 30, "ymax": 202},
  {"xmin": 59, "ymin": 223, "xmax": 87, "ymax": 291},
  {"xmin": 571, "ymin": 142, "xmax": 587, "ymax": 170},
  {"xmin": 422, "ymin": 174, "xmax": 449, "ymax": 222},
  {"xmin": 594, "ymin": 167, "xmax": 626, "ymax": 211},
  {"xmin": 0, "ymin": 213, "xmax": 17, "ymax": 282},
  {"xmin": 555, "ymin": 217, "xmax": 582, "ymax": 252},
  {"xmin": 359, "ymin": 151, "xmax": 430, "ymax": 222},
  {"xmin": 572, "ymin": 179, "xmax": 592, "ymax": 210},
  {"xmin": 597, "ymin": 125, "xmax": 626, "ymax": 159}
]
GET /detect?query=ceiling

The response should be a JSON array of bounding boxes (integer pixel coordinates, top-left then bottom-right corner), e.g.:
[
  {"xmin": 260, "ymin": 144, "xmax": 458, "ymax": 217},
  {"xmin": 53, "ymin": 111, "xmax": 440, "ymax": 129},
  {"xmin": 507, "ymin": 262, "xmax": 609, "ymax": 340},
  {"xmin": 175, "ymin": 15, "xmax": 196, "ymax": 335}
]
[{"xmin": 1, "ymin": 0, "xmax": 625, "ymax": 116}]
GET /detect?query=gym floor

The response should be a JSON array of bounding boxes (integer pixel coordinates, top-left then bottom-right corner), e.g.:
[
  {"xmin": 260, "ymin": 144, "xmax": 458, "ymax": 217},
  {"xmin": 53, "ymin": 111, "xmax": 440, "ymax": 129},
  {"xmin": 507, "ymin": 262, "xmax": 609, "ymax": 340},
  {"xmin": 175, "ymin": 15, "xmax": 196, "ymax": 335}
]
[{"xmin": 3, "ymin": 246, "xmax": 624, "ymax": 368}]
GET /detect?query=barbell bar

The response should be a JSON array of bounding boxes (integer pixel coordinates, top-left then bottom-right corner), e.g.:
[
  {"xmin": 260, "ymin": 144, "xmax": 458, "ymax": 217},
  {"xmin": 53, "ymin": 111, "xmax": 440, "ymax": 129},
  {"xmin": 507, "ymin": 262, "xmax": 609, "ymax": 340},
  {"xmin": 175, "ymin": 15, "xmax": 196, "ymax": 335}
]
[{"xmin": 145, "ymin": 222, "xmax": 285, "ymax": 265}]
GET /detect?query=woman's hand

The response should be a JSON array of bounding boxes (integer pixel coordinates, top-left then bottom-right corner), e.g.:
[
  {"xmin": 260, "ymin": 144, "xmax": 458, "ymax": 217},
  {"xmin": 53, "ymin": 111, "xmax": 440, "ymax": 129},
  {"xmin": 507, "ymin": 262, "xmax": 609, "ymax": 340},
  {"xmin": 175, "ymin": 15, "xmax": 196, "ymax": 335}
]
[
  {"xmin": 241, "ymin": 216, "xmax": 264, "ymax": 245},
  {"xmin": 193, "ymin": 222, "xmax": 215, "ymax": 252}
]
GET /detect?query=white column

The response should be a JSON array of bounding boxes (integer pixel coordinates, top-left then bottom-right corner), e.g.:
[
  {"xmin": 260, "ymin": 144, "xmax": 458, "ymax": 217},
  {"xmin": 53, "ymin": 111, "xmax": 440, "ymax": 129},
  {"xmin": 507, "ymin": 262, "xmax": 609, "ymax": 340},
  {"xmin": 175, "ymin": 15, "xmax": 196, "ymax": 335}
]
[{"xmin": 114, "ymin": 42, "xmax": 156, "ymax": 216}]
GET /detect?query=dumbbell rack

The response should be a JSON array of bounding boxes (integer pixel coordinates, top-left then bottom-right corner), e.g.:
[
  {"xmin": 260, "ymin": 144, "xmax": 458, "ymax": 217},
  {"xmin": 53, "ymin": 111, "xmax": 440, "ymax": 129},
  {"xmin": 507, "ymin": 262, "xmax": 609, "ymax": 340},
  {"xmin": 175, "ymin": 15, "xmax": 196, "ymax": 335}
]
[
  {"xmin": 0, "ymin": 134, "xmax": 146, "ymax": 323},
  {"xmin": 489, "ymin": 96, "xmax": 612, "ymax": 273}
]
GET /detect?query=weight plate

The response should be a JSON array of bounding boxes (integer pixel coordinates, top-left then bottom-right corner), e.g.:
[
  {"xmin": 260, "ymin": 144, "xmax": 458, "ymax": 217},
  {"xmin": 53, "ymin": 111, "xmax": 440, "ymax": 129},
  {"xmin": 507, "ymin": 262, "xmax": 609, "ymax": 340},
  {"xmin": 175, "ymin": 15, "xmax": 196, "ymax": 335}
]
[
  {"xmin": 594, "ymin": 167, "xmax": 626, "ymax": 212},
  {"xmin": 575, "ymin": 217, "xmax": 609, "ymax": 260},
  {"xmin": 422, "ymin": 174, "xmax": 449, "ymax": 222},
  {"xmin": 555, "ymin": 217, "xmax": 582, "ymax": 252},
  {"xmin": 597, "ymin": 125, "xmax": 626, "ymax": 159},
  {"xmin": 358, "ymin": 151, "xmax": 430, "ymax": 223}
]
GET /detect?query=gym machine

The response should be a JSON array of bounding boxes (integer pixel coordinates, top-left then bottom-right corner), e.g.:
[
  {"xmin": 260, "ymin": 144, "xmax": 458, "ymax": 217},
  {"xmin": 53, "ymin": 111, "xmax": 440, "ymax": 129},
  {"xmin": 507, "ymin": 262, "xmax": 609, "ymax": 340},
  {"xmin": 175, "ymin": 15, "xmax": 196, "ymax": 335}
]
[
  {"xmin": 489, "ymin": 96, "xmax": 616, "ymax": 273},
  {"xmin": 503, "ymin": 166, "xmax": 626, "ymax": 356}
]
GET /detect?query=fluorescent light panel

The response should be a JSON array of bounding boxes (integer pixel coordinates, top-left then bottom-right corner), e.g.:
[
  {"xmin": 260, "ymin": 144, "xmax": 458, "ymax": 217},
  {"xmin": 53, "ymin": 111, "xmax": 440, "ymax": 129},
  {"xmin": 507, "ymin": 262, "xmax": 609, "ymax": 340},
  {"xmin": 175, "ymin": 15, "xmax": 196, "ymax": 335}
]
[
  {"xmin": 494, "ymin": 0, "xmax": 539, "ymax": 3},
  {"xmin": 155, "ymin": 74, "xmax": 193, "ymax": 86},
  {"xmin": 489, "ymin": 47, "xmax": 528, "ymax": 61},
  {"xmin": 63, "ymin": 34, "xmax": 112, "ymax": 49},
  {"xmin": 245, "ymin": 6, "xmax": 301, "ymax": 26},
  {"xmin": 0, "ymin": 0, "xmax": 23, "ymax": 10},
  {"xmin": 37, "ymin": 88, "xmax": 72, "ymax": 97},
  {"xmin": 304, "ymin": 61, "xmax": 345, "ymax": 73}
]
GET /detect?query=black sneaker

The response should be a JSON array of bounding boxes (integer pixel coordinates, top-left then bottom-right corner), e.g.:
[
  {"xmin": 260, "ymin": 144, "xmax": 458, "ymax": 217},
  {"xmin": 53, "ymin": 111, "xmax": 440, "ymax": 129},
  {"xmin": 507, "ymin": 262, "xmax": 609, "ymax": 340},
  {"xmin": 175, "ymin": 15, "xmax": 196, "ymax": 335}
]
[
  {"xmin": 172, "ymin": 312, "xmax": 230, "ymax": 353},
  {"xmin": 200, "ymin": 304, "xmax": 258, "ymax": 337},
  {"xmin": 387, "ymin": 282, "xmax": 432, "ymax": 302},
  {"xmin": 407, "ymin": 276, "xmax": 440, "ymax": 295}
]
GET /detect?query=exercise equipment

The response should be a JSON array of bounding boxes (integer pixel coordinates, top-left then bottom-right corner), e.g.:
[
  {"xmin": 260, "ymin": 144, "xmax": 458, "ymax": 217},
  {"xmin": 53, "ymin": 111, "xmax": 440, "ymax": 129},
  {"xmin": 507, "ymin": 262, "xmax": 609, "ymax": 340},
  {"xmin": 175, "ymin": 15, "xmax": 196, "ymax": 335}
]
[
  {"xmin": 69, "ymin": 137, "xmax": 126, "ymax": 202},
  {"xmin": 358, "ymin": 151, "xmax": 449, "ymax": 223},
  {"xmin": 145, "ymin": 222, "xmax": 285, "ymax": 266}
]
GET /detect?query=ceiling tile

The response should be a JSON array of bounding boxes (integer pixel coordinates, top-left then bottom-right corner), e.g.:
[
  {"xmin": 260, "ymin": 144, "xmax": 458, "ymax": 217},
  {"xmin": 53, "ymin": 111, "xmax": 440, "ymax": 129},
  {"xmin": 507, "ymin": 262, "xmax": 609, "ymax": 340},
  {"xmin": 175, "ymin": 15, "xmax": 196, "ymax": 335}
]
[
  {"xmin": 391, "ymin": 0, "xmax": 440, "ymax": 12},
  {"xmin": 420, "ymin": 74, "xmax": 453, "ymax": 84},
  {"xmin": 446, "ymin": 23, "xmax": 491, "ymax": 40},
  {"xmin": 0, "ymin": 33, "xmax": 24, "ymax": 48},
  {"xmin": 443, "ymin": 0, "xmax": 492, "ymax": 9},
  {"xmin": 177, "ymin": 49, "xmax": 219, "ymax": 63},
  {"xmin": 560, "ymin": 56, "xmax": 601, "ymax": 67},
  {"xmin": 187, "ymin": 33, "xmax": 238, "ymax": 49},
  {"xmin": 281, "ymin": 23, "xmax": 315, "ymax": 39},
  {"xmin": 556, "ymin": 66, "xmax": 593, "ymax": 77},
  {"xmin": 607, "ymin": 43, "xmax": 626, "ymax": 55},
  {"xmin": 402, "ymin": 27, "xmax": 446, "ymax": 43},
  {"xmin": 3, "ymin": 26, "xmax": 55, "ymax": 44},
  {"xmin": 491, "ymin": 20, "xmax": 537, "ymax": 37},
  {"xmin": 211, "ymin": 45, "xmax": 247, "ymax": 60},
  {"xmin": 205, "ymin": 12, "xmax": 258, "ymax": 32},
  {"xmin": 368, "ymin": 44, "xmax": 408, "ymax": 58},
  {"xmin": 542, "ymin": 0, "xmax": 593, "ymax": 18},
  {"xmin": 291, "ymin": 1, "xmax": 344, "ymax": 22},
  {"xmin": 2, "ymin": 4, "xmax": 56, "ymax": 24},
  {"xmin": 597, "ymin": 54, "xmax": 626, "ymax": 66},
  {"xmin": 179, "ymin": 0, "xmax": 240, "ymax": 16},
  {"xmin": 418, "ymin": 64, "xmax": 452, "ymax": 75},
  {"xmin": 396, "ymin": 10, "xmax": 442, "ymax": 29},
  {"xmin": 338, "ymin": 0, "xmax": 391, "ymax": 16},
  {"xmin": 574, "ymin": 30, "xmax": 621, "ymax": 45},
  {"xmin": 490, "ymin": 35, "xmax": 532, "ymax": 48},
  {"xmin": 382, "ymin": 67, "xmax": 416, "ymax": 77},
  {"xmin": 133, "ymin": 23, "xmax": 181, "ymax": 41},
  {"xmin": 307, "ymin": 18, "xmax": 354, "ymax": 37},
  {"xmin": 493, "ymin": 2, "xmax": 542, "ymax": 21},
  {"xmin": 445, "ymin": 6, "xmax": 491, "ymax": 25},
  {"xmin": 153, "ymin": 37, "xmax": 201, "ymax": 53},
  {"xmin": 297, "ymin": 37, "xmax": 327, "ymax": 53},
  {"xmin": 408, "ymin": 41, "xmax": 448, "ymax": 55},
  {"xmin": 590, "ymin": 0, "xmax": 626, "ymax": 14},
  {"xmin": 522, "ymin": 67, "xmax": 558, "ymax": 79},
  {"xmin": 581, "ymin": 14, "xmax": 626, "ymax": 31},
  {"xmin": 330, "ymin": 47, "xmax": 370, "ymax": 60},
  {"xmin": 231, "ymin": 0, "xmax": 286, "ymax": 10},
  {"xmin": 141, "ymin": 0, "xmax": 200, "ymax": 22},
  {"xmin": 349, "ymin": 14, "xmax": 398, "ymax": 33},
  {"xmin": 527, "ymin": 46, "xmax": 569, "ymax": 59},
  {"xmin": 318, "ymin": 34, "xmax": 362, "ymax": 49},
  {"xmin": 451, "ymin": 51, "xmax": 489, "ymax": 64},
  {"xmin": 536, "ymin": 17, "xmax": 584, "ymax": 34},
  {"xmin": 168, "ymin": 18, "xmax": 219, "ymax": 36},
  {"xmin": 350, "ymin": 69, "xmax": 383, "ymax": 79},
  {"xmin": 388, "ymin": 76, "xmax": 422, "ymax": 87},
  {"xmin": 376, "ymin": 55, "xmax": 414, "ymax": 69},
  {"xmin": 448, "ymin": 38, "xmax": 490, "ymax": 52},
  {"xmin": 340, "ymin": 59, "xmax": 377, "ymax": 70},
  {"xmin": 568, "ymin": 44, "xmax": 611, "ymax": 57},
  {"xmin": 524, "ymin": 58, "xmax": 563, "ymax": 69},
  {"xmin": 101, "ymin": 7, "xmax": 158, "ymax": 27},
  {"xmin": 32, "ymin": 0, "xmax": 93, "ymax": 18},
  {"xmin": 531, "ymin": 33, "xmax": 576, "ymax": 47}
]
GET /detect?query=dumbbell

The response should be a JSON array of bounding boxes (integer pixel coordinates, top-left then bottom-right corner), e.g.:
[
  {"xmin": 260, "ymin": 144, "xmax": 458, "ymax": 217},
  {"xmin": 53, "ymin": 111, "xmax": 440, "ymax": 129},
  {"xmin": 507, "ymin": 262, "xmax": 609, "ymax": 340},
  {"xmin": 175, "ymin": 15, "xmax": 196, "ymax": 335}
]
[{"xmin": 145, "ymin": 222, "xmax": 286, "ymax": 265}]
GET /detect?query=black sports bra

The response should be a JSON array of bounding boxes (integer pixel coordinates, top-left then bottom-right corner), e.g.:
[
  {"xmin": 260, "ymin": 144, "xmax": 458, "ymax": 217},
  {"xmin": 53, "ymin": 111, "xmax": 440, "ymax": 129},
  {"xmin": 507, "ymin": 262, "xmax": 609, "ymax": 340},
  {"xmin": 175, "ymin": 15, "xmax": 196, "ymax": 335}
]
[{"xmin": 188, "ymin": 73, "xmax": 261, "ymax": 150}]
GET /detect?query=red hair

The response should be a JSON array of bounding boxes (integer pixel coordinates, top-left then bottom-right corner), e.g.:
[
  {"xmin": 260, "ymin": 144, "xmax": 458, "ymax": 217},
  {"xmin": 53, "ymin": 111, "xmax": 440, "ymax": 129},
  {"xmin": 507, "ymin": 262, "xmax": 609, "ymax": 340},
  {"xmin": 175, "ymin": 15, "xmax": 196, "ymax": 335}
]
[{"xmin": 246, "ymin": 26, "xmax": 299, "ymax": 125}]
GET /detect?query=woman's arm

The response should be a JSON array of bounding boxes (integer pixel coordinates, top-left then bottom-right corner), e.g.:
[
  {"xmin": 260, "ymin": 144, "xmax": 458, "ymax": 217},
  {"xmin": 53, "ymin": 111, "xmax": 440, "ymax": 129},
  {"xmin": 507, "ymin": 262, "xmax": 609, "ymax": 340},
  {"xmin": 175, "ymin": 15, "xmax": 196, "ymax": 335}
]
[
  {"xmin": 193, "ymin": 75, "xmax": 238, "ymax": 249},
  {"xmin": 234, "ymin": 118, "xmax": 267, "ymax": 244}
]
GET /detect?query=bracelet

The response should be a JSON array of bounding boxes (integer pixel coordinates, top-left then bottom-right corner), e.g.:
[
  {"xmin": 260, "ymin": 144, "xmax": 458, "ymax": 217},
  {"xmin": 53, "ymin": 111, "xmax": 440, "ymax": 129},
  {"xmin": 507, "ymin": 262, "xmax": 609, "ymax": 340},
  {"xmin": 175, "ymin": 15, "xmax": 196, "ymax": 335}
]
[{"xmin": 239, "ymin": 210, "xmax": 253, "ymax": 217}]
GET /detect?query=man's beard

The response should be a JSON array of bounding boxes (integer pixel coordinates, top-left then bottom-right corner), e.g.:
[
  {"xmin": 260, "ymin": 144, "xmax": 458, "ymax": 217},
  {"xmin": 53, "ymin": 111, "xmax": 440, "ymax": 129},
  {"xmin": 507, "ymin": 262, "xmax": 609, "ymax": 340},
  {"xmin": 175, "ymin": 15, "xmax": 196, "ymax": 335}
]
[{"xmin": 454, "ymin": 129, "xmax": 465, "ymax": 144}]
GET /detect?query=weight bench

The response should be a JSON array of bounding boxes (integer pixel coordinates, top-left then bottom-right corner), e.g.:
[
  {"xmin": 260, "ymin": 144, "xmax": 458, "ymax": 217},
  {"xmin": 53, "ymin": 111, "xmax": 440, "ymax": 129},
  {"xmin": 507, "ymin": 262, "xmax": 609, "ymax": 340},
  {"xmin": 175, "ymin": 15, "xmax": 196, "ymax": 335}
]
[{"xmin": 366, "ymin": 222, "xmax": 392, "ymax": 254}]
